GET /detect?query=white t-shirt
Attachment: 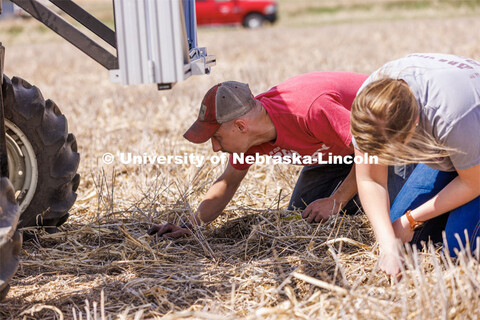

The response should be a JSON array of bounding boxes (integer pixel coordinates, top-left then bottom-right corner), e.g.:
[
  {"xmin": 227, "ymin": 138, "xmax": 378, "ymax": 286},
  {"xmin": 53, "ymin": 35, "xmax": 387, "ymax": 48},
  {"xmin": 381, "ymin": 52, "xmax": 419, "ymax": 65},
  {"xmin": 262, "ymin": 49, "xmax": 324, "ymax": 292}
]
[{"xmin": 353, "ymin": 53, "xmax": 480, "ymax": 172}]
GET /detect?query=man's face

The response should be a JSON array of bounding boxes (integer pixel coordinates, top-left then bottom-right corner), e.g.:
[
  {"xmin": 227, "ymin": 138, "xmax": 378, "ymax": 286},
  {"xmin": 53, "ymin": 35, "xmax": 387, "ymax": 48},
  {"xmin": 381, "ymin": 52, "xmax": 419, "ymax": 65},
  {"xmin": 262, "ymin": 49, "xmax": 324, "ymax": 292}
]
[{"xmin": 210, "ymin": 121, "xmax": 249, "ymax": 154}]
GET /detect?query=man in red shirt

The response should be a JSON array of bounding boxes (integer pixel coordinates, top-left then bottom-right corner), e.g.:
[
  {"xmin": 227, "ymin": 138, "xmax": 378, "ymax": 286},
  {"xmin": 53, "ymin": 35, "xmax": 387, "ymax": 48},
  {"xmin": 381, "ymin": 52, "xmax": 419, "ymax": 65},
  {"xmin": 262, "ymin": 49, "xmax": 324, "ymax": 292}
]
[{"xmin": 149, "ymin": 72, "xmax": 371, "ymax": 237}]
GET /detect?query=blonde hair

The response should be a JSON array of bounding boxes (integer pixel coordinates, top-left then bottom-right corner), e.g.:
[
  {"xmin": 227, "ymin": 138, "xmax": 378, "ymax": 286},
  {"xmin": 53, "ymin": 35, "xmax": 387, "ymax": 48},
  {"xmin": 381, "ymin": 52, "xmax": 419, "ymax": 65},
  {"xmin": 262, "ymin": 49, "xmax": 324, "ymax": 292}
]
[{"xmin": 351, "ymin": 78, "xmax": 451, "ymax": 165}]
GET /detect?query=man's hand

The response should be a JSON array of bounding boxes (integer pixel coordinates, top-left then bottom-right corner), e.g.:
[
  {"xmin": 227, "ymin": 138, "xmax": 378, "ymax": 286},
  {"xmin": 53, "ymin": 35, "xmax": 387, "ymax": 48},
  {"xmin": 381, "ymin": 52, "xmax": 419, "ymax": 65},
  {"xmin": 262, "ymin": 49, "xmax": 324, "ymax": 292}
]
[
  {"xmin": 392, "ymin": 214, "xmax": 415, "ymax": 243},
  {"xmin": 301, "ymin": 197, "xmax": 344, "ymax": 223},
  {"xmin": 147, "ymin": 222, "xmax": 192, "ymax": 238}
]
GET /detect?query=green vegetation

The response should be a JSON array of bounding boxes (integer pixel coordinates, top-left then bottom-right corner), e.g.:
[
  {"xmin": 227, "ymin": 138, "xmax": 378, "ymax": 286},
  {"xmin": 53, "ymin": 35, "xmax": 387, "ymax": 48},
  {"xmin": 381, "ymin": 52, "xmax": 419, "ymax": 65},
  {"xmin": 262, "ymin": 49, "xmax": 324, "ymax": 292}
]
[
  {"xmin": 6, "ymin": 25, "xmax": 23, "ymax": 36},
  {"xmin": 276, "ymin": 0, "xmax": 480, "ymax": 27},
  {"xmin": 385, "ymin": 1, "xmax": 433, "ymax": 10},
  {"xmin": 282, "ymin": 0, "xmax": 480, "ymax": 16},
  {"xmin": 35, "ymin": 24, "xmax": 49, "ymax": 33}
]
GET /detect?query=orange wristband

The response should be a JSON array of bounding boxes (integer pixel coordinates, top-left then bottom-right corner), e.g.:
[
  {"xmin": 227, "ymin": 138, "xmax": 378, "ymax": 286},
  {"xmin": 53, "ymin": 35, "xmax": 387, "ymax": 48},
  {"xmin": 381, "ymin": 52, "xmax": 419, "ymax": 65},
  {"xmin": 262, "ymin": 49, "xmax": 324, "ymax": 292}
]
[{"xmin": 405, "ymin": 210, "xmax": 424, "ymax": 231}]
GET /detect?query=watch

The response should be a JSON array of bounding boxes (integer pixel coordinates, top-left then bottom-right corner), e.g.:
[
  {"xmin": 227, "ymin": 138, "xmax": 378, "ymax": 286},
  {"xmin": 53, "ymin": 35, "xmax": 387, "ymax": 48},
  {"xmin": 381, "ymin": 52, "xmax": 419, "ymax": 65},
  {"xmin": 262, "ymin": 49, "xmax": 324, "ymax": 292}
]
[{"xmin": 405, "ymin": 210, "xmax": 424, "ymax": 231}]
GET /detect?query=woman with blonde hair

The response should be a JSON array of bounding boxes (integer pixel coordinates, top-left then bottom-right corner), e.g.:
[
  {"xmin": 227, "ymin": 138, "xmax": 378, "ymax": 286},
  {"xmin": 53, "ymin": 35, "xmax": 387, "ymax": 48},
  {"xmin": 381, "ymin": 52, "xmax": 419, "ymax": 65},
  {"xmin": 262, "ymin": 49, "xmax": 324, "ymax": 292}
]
[{"xmin": 351, "ymin": 53, "xmax": 480, "ymax": 276}]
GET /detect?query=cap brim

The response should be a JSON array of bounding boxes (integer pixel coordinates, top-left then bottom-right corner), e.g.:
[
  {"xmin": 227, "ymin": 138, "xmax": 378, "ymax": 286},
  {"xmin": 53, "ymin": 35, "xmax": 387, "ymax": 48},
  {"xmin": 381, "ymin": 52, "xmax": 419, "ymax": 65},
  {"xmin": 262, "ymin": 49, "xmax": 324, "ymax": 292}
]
[{"xmin": 183, "ymin": 120, "xmax": 221, "ymax": 144}]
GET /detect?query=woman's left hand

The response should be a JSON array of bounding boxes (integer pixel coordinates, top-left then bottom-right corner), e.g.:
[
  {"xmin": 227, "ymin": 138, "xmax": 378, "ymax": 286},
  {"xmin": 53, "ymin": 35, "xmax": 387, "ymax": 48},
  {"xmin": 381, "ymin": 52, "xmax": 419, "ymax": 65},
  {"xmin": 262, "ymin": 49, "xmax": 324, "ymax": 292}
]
[{"xmin": 392, "ymin": 214, "xmax": 414, "ymax": 243}]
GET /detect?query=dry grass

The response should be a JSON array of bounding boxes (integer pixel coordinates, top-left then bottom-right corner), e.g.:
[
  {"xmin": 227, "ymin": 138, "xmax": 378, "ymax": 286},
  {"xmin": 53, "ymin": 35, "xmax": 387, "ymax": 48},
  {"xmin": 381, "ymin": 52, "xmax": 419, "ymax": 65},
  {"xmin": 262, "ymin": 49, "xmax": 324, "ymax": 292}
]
[{"xmin": 1, "ymin": 4, "xmax": 480, "ymax": 320}]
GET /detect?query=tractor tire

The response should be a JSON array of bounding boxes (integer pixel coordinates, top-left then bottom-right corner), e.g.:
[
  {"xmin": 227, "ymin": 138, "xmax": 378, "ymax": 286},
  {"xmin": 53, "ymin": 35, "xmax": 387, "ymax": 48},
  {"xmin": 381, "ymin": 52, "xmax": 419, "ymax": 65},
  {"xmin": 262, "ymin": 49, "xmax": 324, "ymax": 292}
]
[
  {"xmin": 2, "ymin": 75, "xmax": 80, "ymax": 230},
  {"xmin": 0, "ymin": 177, "xmax": 22, "ymax": 301},
  {"xmin": 242, "ymin": 13, "xmax": 265, "ymax": 29}
]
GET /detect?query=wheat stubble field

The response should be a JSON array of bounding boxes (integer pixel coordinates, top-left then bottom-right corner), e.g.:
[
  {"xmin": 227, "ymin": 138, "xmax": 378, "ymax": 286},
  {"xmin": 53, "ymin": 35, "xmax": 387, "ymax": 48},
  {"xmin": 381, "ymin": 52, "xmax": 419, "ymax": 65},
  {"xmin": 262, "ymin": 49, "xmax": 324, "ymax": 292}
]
[{"xmin": 1, "ymin": 1, "xmax": 480, "ymax": 319}]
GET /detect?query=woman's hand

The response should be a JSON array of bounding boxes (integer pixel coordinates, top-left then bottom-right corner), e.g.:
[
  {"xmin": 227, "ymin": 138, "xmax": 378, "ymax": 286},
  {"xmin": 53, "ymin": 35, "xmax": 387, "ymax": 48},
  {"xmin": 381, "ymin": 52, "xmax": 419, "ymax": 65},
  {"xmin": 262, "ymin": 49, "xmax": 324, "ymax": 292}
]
[
  {"xmin": 392, "ymin": 214, "xmax": 415, "ymax": 243},
  {"xmin": 381, "ymin": 214, "xmax": 414, "ymax": 277},
  {"xmin": 379, "ymin": 242, "xmax": 404, "ymax": 277}
]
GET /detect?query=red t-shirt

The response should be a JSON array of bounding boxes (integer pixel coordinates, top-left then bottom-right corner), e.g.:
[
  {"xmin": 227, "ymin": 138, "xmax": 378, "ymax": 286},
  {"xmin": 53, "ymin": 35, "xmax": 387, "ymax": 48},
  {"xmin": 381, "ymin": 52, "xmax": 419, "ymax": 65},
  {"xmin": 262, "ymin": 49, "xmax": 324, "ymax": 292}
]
[{"xmin": 229, "ymin": 72, "xmax": 368, "ymax": 170}]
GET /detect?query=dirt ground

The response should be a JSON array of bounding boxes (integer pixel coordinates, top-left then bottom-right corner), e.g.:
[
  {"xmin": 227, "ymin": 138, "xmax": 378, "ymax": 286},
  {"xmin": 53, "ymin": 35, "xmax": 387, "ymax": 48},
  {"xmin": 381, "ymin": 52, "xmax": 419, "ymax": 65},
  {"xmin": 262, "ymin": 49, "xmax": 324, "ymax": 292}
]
[{"xmin": 1, "ymin": 4, "xmax": 480, "ymax": 320}]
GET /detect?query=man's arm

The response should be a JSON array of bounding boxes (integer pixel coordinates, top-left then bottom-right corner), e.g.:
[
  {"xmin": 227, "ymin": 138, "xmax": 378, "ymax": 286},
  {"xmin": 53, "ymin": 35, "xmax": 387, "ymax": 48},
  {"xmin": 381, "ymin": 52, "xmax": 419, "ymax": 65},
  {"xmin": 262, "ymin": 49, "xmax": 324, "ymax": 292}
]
[
  {"xmin": 302, "ymin": 164, "xmax": 358, "ymax": 223},
  {"xmin": 193, "ymin": 162, "xmax": 249, "ymax": 225},
  {"xmin": 148, "ymin": 162, "xmax": 248, "ymax": 238}
]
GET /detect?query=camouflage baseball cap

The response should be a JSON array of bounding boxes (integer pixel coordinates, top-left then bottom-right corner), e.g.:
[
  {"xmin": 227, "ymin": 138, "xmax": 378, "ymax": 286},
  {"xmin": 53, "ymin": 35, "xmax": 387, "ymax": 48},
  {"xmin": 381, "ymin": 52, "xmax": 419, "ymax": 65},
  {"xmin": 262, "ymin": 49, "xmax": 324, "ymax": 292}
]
[{"xmin": 183, "ymin": 81, "xmax": 257, "ymax": 143}]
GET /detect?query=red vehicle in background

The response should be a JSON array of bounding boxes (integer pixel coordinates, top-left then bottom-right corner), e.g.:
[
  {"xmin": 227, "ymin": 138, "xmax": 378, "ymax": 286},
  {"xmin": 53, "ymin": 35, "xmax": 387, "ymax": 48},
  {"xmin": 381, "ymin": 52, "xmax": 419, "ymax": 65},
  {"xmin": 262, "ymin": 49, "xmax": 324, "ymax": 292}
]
[{"xmin": 195, "ymin": 0, "xmax": 278, "ymax": 28}]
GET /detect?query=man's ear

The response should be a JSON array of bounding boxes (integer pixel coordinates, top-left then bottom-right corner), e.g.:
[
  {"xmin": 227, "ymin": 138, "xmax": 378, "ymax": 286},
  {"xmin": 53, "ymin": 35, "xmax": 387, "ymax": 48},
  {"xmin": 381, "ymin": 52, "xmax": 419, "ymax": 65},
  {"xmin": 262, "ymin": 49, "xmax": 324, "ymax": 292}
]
[{"xmin": 233, "ymin": 119, "xmax": 248, "ymax": 133}]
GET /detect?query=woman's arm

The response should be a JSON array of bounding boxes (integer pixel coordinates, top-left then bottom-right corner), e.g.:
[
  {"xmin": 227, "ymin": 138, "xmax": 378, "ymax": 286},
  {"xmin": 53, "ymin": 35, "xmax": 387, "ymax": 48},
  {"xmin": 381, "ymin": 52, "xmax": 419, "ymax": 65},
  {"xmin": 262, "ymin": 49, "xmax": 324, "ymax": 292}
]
[
  {"xmin": 411, "ymin": 163, "xmax": 479, "ymax": 219},
  {"xmin": 355, "ymin": 148, "xmax": 403, "ymax": 276},
  {"xmin": 394, "ymin": 163, "xmax": 480, "ymax": 242}
]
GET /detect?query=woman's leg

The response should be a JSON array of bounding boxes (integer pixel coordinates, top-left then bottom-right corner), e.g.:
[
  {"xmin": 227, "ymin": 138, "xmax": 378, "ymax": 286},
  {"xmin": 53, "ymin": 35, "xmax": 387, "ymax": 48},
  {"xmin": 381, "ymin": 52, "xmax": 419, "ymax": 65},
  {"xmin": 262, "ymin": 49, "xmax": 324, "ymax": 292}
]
[{"xmin": 444, "ymin": 196, "xmax": 480, "ymax": 256}]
